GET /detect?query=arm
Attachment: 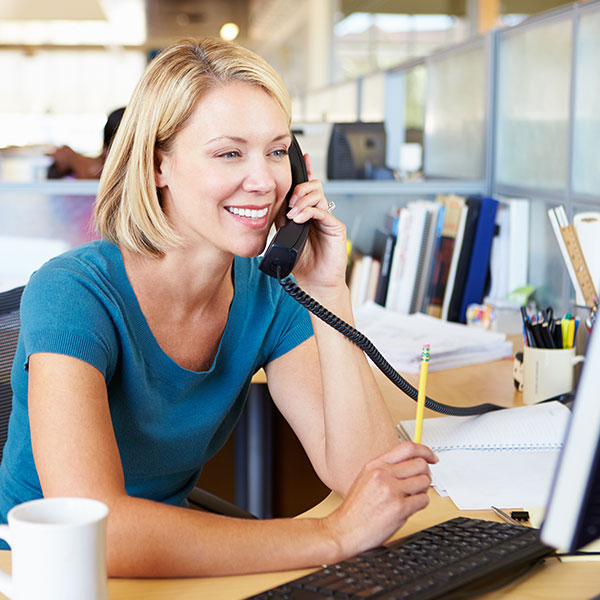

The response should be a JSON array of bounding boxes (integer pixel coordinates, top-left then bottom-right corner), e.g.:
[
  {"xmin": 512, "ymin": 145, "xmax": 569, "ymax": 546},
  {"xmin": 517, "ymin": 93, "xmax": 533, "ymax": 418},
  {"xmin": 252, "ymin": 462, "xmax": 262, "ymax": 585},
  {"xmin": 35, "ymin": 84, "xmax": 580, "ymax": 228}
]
[
  {"xmin": 29, "ymin": 352, "xmax": 435, "ymax": 577},
  {"xmin": 49, "ymin": 145, "xmax": 104, "ymax": 179}
]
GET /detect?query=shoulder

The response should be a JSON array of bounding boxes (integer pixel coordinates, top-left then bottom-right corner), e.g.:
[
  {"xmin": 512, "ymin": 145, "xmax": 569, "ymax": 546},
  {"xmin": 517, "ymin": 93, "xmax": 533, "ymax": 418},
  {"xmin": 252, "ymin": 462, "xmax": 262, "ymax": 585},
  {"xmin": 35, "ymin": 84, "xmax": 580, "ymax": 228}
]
[
  {"xmin": 20, "ymin": 240, "xmax": 127, "ymax": 340},
  {"xmin": 20, "ymin": 240, "xmax": 125, "ymax": 377},
  {"xmin": 23, "ymin": 240, "xmax": 123, "ymax": 302}
]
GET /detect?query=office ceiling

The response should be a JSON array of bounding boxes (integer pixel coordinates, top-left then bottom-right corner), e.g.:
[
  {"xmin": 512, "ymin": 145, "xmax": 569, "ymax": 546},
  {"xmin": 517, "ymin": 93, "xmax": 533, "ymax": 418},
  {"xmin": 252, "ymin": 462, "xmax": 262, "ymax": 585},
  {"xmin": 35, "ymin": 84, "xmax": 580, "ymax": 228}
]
[
  {"xmin": 145, "ymin": 0, "xmax": 250, "ymax": 48},
  {"xmin": 144, "ymin": 0, "xmax": 573, "ymax": 49},
  {"xmin": 0, "ymin": 0, "xmax": 574, "ymax": 50}
]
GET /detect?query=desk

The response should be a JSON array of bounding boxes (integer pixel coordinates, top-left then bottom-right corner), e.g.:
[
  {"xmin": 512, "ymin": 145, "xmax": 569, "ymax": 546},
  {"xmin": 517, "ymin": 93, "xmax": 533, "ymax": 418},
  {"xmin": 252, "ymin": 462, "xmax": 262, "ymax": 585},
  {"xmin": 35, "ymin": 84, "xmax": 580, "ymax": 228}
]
[
  {"xmin": 0, "ymin": 490, "xmax": 595, "ymax": 599},
  {"xmin": 1, "ymin": 357, "xmax": 597, "ymax": 599}
]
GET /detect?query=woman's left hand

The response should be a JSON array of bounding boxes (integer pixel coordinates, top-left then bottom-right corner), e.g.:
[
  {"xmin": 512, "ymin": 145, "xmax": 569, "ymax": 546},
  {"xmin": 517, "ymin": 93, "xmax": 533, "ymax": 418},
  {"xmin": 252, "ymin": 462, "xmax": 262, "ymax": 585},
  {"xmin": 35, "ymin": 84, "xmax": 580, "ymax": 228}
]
[{"xmin": 283, "ymin": 154, "xmax": 348, "ymax": 292}]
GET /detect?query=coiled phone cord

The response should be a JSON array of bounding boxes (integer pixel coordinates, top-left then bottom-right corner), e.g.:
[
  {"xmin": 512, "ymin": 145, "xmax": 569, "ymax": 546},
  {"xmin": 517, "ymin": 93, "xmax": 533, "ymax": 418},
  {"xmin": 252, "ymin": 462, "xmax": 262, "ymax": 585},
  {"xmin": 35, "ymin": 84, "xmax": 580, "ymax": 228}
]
[{"xmin": 278, "ymin": 272, "xmax": 504, "ymax": 417}]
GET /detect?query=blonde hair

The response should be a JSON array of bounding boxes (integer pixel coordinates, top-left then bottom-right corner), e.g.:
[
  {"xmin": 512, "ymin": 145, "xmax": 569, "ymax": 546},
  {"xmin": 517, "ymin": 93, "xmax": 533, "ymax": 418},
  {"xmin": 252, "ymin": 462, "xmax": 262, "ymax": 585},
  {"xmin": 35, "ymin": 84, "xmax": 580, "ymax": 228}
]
[{"xmin": 94, "ymin": 38, "xmax": 292, "ymax": 256}]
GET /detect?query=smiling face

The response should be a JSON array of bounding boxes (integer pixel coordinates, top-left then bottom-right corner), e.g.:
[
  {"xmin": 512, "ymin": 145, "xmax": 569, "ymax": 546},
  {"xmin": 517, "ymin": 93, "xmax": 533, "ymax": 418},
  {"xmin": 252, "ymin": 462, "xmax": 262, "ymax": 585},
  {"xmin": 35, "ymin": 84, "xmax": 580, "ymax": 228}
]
[{"xmin": 155, "ymin": 81, "xmax": 292, "ymax": 258}]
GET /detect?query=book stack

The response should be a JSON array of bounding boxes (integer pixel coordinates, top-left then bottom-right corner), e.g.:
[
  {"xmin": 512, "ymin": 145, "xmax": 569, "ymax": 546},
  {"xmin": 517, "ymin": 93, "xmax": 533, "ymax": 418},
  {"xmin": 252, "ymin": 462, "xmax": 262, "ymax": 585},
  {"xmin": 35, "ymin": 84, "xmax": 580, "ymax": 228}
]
[{"xmin": 348, "ymin": 194, "xmax": 512, "ymax": 323}]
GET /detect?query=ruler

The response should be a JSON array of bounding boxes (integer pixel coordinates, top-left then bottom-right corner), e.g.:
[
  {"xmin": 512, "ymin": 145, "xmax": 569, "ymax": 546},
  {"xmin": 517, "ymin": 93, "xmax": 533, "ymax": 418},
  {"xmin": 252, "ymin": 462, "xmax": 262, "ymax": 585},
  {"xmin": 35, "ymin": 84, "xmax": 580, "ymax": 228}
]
[{"xmin": 560, "ymin": 224, "xmax": 598, "ymax": 306}]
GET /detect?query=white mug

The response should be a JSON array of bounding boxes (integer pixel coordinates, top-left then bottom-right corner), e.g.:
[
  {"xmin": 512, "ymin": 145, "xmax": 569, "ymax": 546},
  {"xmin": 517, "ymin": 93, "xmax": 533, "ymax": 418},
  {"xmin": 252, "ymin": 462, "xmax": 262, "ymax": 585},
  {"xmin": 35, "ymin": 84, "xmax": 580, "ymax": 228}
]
[
  {"xmin": 0, "ymin": 497, "xmax": 108, "ymax": 600},
  {"xmin": 523, "ymin": 346, "xmax": 585, "ymax": 405}
]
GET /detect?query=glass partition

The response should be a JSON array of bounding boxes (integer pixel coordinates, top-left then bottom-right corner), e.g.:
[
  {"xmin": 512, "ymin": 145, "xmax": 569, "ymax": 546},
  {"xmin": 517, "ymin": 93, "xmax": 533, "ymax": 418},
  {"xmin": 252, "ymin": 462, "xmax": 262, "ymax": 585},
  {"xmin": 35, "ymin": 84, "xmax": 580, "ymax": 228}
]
[
  {"xmin": 360, "ymin": 72, "xmax": 385, "ymax": 121},
  {"xmin": 0, "ymin": 187, "xmax": 98, "ymax": 291},
  {"xmin": 305, "ymin": 82, "xmax": 358, "ymax": 122},
  {"xmin": 572, "ymin": 6, "xmax": 600, "ymax": 196},
  {"xmin": 424, "ymin": 41, "xmax": 487, "ymax": 179},
  {"xmin": 528, "ymin": 196, "xmax": 569, "ymax": 310},
  {"xmin": 495, "ymin": 17, "xmax": 572, "ymax": 190}
]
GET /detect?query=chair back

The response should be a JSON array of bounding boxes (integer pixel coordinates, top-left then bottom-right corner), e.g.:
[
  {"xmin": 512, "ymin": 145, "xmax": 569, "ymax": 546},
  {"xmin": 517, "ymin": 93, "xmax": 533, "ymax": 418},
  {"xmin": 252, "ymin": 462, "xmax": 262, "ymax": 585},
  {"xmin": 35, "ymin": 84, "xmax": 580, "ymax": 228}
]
[{"xmin": 0, "ymin": 286, "xmax": 24, "ymax": 462}]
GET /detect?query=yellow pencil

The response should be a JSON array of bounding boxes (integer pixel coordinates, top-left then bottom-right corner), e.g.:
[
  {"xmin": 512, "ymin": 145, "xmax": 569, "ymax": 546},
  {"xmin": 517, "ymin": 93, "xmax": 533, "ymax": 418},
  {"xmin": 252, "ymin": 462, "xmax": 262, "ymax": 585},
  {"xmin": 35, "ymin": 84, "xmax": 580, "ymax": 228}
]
[{"xmin": 414, "ymin": 344, "xmax": 430, "ymax": 444}]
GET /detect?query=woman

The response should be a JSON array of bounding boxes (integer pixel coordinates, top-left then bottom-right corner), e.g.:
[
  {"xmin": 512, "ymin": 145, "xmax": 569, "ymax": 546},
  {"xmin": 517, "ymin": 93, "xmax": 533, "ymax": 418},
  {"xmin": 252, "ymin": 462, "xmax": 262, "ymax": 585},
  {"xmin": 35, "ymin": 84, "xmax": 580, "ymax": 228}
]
[{"xmin": 0, "ymin": 38, "xmax": 436, "ymax": 577}]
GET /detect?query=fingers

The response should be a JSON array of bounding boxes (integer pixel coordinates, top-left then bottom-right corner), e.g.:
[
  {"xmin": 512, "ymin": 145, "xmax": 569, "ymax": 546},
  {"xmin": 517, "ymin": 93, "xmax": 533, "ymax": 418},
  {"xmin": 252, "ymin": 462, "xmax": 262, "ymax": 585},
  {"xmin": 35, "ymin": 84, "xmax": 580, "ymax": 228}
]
[
  {"xmin": 304, "ymin": 153, "xmax": 313, "ymax": 180},
  {"xmin": 375, "ymin": 441, "xmax": 439, "ymax": 467},
  {"xmin": 288, "ymin": 179, "xmax": 326, "ymax": 212}
]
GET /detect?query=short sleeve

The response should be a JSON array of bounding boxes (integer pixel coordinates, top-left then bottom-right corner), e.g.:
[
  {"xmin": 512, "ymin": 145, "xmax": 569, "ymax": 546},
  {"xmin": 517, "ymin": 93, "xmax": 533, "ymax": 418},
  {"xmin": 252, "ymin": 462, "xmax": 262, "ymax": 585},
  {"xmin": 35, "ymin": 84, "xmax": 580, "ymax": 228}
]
[
  {"xmin": 20, "ymin": 260, "xmax": 119, "ymax": 379},
  {"xmin": 262, "ymin": 282, "xmax": 313, "ymax": 364}
]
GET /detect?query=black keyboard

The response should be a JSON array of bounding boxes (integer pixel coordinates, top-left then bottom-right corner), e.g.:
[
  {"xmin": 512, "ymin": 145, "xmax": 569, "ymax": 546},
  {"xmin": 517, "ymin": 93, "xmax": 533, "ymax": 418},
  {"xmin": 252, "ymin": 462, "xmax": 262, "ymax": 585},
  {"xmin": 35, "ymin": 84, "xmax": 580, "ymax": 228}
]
[{"xmin": 246, "ymin": 517, "xmax": 554, "ymax": 599}]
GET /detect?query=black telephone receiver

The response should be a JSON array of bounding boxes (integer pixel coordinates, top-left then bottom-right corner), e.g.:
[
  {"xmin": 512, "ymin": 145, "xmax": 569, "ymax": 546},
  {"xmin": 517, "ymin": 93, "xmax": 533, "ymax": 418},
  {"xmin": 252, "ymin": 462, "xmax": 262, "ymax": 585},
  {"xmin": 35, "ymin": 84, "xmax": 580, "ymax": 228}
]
[{"xmin": 258, "ymin": 135, "xmax": 310, "ymax": 279}]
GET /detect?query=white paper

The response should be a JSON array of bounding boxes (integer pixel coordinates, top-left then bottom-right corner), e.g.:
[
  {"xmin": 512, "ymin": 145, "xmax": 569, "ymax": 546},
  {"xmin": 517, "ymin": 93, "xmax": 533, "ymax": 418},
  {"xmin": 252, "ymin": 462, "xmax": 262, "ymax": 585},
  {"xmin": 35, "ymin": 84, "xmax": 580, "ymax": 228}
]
[
  {"xmin": 354, "ymin": 302, "xmax": 512, "ymax": 372},
  {"xmin": 431, "ymin": 449, "xmax": 560, "ymax": 510}
]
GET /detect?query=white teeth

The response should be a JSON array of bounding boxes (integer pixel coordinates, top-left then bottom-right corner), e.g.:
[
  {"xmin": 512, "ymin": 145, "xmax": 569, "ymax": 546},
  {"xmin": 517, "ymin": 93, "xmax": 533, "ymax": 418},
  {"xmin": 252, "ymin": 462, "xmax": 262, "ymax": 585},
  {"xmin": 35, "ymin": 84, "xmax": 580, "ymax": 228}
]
[{"xmin": 226, "ymin": 207, "xmax": 268, "ymax": 219}]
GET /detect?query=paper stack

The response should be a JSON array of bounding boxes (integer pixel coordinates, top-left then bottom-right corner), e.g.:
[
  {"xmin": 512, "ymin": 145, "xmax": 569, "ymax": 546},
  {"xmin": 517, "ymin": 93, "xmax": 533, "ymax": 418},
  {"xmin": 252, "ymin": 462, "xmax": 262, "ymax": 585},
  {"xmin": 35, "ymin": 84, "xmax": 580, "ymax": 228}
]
[{"xmin": 353, "ymin": 301, "xmax": 512, "ymax": 373}]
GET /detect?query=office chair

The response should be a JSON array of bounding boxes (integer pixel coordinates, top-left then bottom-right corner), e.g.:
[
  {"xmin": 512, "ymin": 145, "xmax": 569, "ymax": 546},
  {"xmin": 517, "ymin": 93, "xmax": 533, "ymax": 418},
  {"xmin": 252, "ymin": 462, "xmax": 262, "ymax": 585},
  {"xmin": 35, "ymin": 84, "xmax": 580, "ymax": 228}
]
[
  {"xmin": 0, "ymin": 285, "xmax": 256, "ymax": 519},
  {"xmin": 0, "ymin": 286, "xmax": 23, "ymax": 464}
]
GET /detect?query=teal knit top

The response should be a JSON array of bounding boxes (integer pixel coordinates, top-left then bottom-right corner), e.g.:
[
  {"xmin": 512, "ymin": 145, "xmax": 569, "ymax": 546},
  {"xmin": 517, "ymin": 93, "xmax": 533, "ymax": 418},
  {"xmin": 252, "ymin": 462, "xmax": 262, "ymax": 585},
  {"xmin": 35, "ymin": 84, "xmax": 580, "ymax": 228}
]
[{"xmin": 0, "ymin": 240, "xmax": 312, "ymax": 523}]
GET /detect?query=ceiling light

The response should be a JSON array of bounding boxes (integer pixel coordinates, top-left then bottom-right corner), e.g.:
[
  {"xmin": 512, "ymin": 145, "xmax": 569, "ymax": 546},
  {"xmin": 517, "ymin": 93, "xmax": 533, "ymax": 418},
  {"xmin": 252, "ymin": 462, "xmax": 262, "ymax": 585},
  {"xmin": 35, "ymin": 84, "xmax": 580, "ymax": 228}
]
[{"xmin": 220, "ymin": 22, "xmax": 239, "ymax": 41}]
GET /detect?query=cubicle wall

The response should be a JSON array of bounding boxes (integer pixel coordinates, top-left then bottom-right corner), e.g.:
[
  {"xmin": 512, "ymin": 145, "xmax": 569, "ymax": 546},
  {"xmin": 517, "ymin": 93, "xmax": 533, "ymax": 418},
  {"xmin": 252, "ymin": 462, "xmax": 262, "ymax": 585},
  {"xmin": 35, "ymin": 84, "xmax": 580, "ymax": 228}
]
[
  {"xmin": 0, "ymin": 181, "xmax": 98, "ymax": 291},
  {"xmin": 292, "ymin": 0, "xmax": 600, "ymax": 312}
]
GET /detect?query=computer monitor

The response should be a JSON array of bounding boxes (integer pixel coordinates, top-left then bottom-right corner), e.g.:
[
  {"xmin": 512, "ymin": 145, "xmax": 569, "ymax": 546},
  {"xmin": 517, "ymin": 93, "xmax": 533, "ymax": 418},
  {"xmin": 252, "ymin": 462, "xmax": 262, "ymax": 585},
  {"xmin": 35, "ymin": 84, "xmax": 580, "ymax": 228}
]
[
  {"xmin": 541, "ymin": 325, "xmax": 600, "ymax": 552},
  {"xmin": 326, "ymin": 122, "xmax": 390, "ymax": 180}
]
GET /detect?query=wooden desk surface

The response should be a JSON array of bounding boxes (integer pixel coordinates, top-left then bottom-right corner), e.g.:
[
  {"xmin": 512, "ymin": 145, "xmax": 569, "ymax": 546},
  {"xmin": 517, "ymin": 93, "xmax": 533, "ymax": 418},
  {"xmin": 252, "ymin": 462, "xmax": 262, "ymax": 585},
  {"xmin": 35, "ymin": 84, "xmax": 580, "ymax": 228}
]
[{"xmin": 1, "ymin": 355, "xmax": 597, "ymax": 599}]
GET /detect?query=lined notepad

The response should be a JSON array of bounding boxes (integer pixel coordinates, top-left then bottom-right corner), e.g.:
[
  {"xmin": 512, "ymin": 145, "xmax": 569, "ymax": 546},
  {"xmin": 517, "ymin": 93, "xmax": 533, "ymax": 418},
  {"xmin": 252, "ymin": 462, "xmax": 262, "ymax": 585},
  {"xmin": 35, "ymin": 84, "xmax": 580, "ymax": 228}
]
[
  {"xmin": 397, "ymin": 402, "xmax": 571, "ymax": 510},
  {"xmin": 397, "ymin": 401, "xmax": 569, "ymax": 452}
]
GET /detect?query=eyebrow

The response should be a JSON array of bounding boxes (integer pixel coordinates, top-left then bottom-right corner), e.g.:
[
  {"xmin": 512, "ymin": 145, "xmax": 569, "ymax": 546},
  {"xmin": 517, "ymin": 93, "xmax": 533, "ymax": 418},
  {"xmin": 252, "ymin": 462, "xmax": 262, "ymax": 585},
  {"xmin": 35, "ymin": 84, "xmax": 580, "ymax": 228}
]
[{"xmin": 205, "ymin": 133, "xmax": 292, "ymax": 145}]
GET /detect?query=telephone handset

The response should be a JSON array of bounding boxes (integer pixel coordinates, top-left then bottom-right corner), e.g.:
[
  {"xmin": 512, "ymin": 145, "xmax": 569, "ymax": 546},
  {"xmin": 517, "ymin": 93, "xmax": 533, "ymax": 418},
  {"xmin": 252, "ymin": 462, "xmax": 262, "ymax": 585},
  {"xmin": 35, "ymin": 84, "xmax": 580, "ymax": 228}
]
[
  {"xmin": 258, "ymin": 136, "xmax": 503, "ymax": 417},
  {"xmin": 258, "ymin": 136, "xmax": 310, "ymax": 279}
]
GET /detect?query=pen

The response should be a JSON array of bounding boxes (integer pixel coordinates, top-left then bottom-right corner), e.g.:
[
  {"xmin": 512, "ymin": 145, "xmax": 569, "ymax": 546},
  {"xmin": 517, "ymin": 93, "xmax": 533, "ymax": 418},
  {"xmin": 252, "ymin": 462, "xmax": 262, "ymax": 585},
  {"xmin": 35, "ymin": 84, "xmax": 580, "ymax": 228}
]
[
  {"xmin": 414, "ymin": 344, "xmax": 430, "ymax": 444},
  {"xmin": 540, "ymin": 322, "xmax": 555, "ymax": 348},
  {"xmin": 553, "ymin": 319, "xmax": 563, "ymax": 348},
  {"xmin": 490, "ymin": 506, "xmax": 523, "ymax": 526},
  {"xmin": 520, "ymin": 307, "xmax": 534, "ymax": 347},
  {"xmin": 530, "ymin": 322, "xmax": 544, "ymax": 348}
]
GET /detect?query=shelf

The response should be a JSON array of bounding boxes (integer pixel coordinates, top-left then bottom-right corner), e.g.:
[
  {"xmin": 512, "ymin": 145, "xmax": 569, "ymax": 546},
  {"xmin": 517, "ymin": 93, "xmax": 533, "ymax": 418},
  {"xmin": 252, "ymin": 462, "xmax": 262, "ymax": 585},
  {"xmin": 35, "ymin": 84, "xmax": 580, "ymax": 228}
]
[
  {"xmin": 323, "ymin": 179, "xmax": 487, "ymax": 196},
  {"xmin": 0, "ymin": 180, "xmax": 99, "ymax": 195},
  {"xmin": 0, "ymin": 179, "xmax": 487, "ymax": 198}
]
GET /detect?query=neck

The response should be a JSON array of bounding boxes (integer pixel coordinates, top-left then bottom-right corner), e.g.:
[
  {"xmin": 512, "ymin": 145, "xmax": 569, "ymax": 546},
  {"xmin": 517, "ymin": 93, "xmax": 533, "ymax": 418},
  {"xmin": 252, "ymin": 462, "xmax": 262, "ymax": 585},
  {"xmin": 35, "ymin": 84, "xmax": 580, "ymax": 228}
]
[{"xmin": 121, "ymin": 244, "xmax": 235, "ymax": 311}]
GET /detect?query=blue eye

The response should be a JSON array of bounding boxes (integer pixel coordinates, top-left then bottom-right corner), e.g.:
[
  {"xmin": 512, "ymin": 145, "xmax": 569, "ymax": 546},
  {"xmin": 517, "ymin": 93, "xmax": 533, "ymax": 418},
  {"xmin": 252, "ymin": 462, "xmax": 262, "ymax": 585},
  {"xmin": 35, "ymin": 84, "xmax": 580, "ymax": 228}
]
[
  {"xmin": 271, "ymin": 148, "xmax": 288, "ymax": 158},
  {"xmin": 220, "ymin": 151, "xmax": 240, "ymax": 159}
]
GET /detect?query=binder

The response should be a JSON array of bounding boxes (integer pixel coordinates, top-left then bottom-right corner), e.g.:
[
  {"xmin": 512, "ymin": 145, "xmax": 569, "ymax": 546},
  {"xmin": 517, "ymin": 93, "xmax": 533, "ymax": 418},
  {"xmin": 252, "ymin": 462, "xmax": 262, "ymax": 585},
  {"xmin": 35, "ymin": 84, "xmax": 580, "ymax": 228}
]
[
  {"xmin": 373, "ymin": 228, "xmax": 396, "ymax": 306},
  {"xmin": 458, "ymin": 196, "xmax": 499, "ymax": 322},
  {"xmin": 446, "ymin": 197, "xmax": 482, "ymax": 322}
]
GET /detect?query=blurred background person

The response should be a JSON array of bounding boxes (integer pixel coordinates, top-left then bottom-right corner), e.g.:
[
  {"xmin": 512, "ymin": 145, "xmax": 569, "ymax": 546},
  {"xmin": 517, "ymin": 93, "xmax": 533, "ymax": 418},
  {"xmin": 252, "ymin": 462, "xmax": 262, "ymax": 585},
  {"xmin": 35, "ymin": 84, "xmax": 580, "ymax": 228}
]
[{"xmin": 47, "ymin": 107, "xmax": 126, "ymax": 179}]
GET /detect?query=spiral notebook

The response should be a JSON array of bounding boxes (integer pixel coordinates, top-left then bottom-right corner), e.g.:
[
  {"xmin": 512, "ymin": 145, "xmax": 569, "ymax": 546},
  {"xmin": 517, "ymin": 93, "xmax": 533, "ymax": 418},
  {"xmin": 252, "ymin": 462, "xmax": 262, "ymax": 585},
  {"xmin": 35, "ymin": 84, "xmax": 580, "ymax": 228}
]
[
  {"xmin": 397, "ymin": 401, "xmax": 569, "ymax": 452},
  {"xmin": 397, "ymin": 402, "xmax": 571, "ymax": 510}
]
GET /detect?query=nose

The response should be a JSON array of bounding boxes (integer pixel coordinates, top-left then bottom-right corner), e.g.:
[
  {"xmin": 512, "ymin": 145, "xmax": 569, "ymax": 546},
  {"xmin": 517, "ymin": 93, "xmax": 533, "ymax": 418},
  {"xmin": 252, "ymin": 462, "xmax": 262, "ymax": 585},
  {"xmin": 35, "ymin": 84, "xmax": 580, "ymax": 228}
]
[{"xmin": 241, "ymin": 156, "xmax": 278, "ymax": 195}]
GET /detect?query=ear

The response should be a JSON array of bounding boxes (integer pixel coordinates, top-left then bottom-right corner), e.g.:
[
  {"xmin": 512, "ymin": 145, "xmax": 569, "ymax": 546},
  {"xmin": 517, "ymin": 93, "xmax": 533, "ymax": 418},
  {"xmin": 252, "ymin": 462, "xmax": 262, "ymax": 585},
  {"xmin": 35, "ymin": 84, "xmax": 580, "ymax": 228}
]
[{"xmin": 154, "ymin": 150, "xmax": 170, "ymax": 188}]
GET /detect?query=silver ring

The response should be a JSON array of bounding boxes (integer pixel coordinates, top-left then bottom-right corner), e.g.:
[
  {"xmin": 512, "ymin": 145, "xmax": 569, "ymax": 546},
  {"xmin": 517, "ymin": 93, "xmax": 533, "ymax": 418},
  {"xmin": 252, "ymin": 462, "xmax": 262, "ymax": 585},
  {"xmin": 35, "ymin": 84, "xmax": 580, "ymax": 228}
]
[{"xmin": 326, "ymin": 200, "xmax": 336, "ymax": 213}]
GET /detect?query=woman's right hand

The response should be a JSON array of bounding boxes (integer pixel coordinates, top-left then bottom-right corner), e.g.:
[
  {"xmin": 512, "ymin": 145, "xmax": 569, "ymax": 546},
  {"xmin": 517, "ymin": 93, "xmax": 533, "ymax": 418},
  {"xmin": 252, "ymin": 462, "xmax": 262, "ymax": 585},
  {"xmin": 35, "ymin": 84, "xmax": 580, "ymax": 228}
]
[{"xmin": 323, "ymin": 442, "xmax": 438, "ymax": 560}]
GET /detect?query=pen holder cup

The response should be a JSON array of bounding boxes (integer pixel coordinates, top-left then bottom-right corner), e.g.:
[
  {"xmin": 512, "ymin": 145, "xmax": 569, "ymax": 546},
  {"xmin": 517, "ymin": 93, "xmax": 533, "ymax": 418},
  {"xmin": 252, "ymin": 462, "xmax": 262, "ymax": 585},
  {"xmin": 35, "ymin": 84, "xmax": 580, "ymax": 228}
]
[{"xmin": 523, "ymin": 346, "xmax": 584, "ymax": 405}]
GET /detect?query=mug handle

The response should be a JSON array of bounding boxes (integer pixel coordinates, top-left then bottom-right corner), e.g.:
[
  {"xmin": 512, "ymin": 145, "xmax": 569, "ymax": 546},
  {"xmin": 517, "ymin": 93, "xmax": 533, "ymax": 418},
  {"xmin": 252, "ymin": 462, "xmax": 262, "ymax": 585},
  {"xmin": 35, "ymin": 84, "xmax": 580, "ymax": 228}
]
[
  {"xmin": 572, "ymin": 355, "xmax": 585, "ymax": 366},
  {"xmin": 0, "ymin": 524, "xmax": 13, "ymax": 598}
]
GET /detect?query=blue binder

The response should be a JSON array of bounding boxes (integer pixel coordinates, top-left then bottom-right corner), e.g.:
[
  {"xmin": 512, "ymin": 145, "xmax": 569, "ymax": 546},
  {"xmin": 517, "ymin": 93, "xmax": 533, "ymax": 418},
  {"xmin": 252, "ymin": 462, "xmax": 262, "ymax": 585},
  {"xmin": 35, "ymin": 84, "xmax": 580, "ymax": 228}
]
[{"xmin": 458, "ymin": 196, "xmax": 499, "ymax": 322}]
